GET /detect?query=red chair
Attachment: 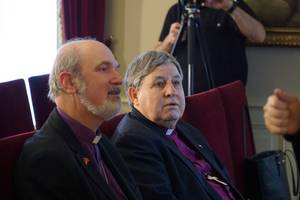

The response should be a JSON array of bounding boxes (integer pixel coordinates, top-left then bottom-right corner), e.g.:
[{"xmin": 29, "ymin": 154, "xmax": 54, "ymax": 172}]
[
  {"xmin": 28, "ymin": 74, "xmax": 55, "ymax": 129},
  {"xmin": 182, "ymin": 87, "xmax": 236, "ymax": 183},
  {"xmin": 218, "ymin": 81, "xmax": 255, "ymax": 194},
  {"xmin": 0, "ymin": 131, "xmax": 35, "ymax": 200},
  {"xmin": 0, "ymin": 79, "xmax": 34, "ymax": 138},
  {"xmin": 100, "ymin": 113, "xmax": 126, "ymax": 138}
]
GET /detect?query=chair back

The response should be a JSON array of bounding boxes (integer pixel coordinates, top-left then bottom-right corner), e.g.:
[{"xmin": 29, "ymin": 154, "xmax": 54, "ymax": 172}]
[
  {"xmin": 183, "ymin": 81, "xmax": 255, "ymax": 194},
  {"xmin": 218, "ymin": 81, "xmax": 255, "ymax": 193},
  {"xmin": 0, "ymin": 79, "xmax": 34, "ymax": 138},
  {"xmin": 100, "ymin": 113, "xmax": 126, "ymax": 138},
  {"xmin": 182, "ymin": 87, "xmax": 236, "ymax": 182},
  {"xmin": 0, "ymin": 131, "xmax": 35, "ymax": 200},
  {"xmin": 28, "ymin": 74, "xmax": 55, "ymax": 129}
]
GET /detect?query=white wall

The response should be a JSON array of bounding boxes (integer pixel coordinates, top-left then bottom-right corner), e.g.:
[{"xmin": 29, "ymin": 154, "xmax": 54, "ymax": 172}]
[
  {"xmin": 105, "ymin": 0, "xmax": 175, "ymax": 72},
  {"xmin": 246, "ymin": 47, "xmax": 300, "ymax": 152}
]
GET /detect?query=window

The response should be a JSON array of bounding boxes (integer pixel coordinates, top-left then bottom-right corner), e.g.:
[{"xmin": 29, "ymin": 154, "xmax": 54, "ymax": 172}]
[
  {"xmin": 0, "ymin": 0, "xmax": 57, "ymax": 83},
  {"xmin": 0, "ymin": 0, "xmax": 57, "ymax": 127}
]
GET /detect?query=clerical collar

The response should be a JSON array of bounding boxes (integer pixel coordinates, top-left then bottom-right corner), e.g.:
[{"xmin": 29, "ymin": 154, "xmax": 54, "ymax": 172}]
[
  {"xmin": 165, "ymin": 129, "xmax": 174, "ymax": 136},
  {"xmin": 131, "ymin": 107, "xmax": 176, "ymax": 136},
  {"xmin": 159, "ymin": 126, "xmax": 174, "ymax": 136},
  {"xmin": 92, "ymin": 130, "xmax": 102, "ymax": 144}
]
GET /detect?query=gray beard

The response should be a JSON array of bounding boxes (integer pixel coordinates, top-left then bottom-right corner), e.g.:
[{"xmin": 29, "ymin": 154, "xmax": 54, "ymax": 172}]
[
  {"xmin": 77, "ymin": 81, "xmax": 121, "ymax": 120},
  {"xmin": 78, "ymin": 76, "xmax": 121, "ymax": 120},
  {"xmin": 79, "ymin": 94, "xmax": 121, "ymax": 120}
]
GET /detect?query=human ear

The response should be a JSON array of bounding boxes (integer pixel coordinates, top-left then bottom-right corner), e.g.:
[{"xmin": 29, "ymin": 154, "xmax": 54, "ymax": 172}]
[
  {"xmin": 58, "ymin": 72, "xmax": 77, "ymax": 94},
  {"xmin": 128, "ymin": 87, "xmax": 139, "ymax": 106}
]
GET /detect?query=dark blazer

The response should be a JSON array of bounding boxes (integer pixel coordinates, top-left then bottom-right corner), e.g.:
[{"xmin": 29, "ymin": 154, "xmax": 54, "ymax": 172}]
[
  {"xmin": 113, "ymin": 108, "xmax": 244, "ymax": 200},
  {"xmin": 14, "ymin": 109, "xmax": 142, "ymax": 200}
]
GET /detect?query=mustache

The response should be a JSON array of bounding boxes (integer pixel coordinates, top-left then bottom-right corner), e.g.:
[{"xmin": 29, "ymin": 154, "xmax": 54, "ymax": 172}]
[{"xmin": 108, "ymin": 87, "xmax": 121, "ymax": 95}]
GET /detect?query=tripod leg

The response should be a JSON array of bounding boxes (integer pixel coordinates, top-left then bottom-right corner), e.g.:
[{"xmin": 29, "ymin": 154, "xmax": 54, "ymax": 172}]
[
  {"xmin": 194, "ymin": 15, "xmax": 215, "ymax": 90},
  {"xmin": 187, "ymin": 16, "xmax": 196, "ymax": 95}
]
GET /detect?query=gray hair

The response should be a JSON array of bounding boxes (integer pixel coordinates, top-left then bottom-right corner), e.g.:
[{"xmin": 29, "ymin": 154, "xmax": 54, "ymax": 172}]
[
  {"xmin": 48, "ymin": 38, "xmax": 93, "ymax": 101},
  {"xmin": 125, "ymin": 51, "xmax": 183, "ymax": 104}
]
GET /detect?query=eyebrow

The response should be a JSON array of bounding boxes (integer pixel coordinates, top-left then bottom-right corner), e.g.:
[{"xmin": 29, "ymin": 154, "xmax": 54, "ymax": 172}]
[
  {"xmin": 173, "ymin": 75, "xmax": 182, "ymax": 79},
  {"xmin": 153, "ymin": 74, "xmax": 182, "ymax": 81},
  {"xmin": 97, "ymin": 61, "xmax": 120, "ymax": 69}
]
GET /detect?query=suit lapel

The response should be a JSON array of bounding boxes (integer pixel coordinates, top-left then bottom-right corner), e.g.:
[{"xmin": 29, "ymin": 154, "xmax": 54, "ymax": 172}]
[
  {"xmin": 48, "ymin": 110, "xmax": 116, "ymax": 200},
  {"xmin": 176, "ymin": 122, "xmax": 242, "ymax": 199},
  {"xmin": 176, "ymin": 122, "xmax": 225, "ymax": 175},
  {"xmin": 75, "ymin": 154, "xmax": 116, "ymax": 200},
  {"xmin": 131, "ymin": 110, "xmax": 207, "ymax": 184},
  {"xmin": 99, "ymin": 139, "xmax": 138, "ymax": 200},
  {"xmin": 149, "ymin": 121, "xmax": 223, "ymax": 200},
  {"xmin": 162, "ymin": 132, "xmax": 202, "ymax": 179},
  {"xmin": 142, "ymin": 125, "xmax": 220, "ymax": 198}
]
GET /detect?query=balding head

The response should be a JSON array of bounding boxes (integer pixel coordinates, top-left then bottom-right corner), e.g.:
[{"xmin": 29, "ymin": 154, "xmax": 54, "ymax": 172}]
[
  {"xmin": 48, "ymin": 39, "xmax": 122, "ymax": 129},
  {"xmin": 48, "ymin": 39, "xmax": 111, "ymax": 101}
]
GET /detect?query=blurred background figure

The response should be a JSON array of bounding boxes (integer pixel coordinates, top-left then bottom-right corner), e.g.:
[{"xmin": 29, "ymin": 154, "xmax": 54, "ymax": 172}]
[{"xmin": 156, "ymin": 0, "xmax": 265, "ymax": 94}]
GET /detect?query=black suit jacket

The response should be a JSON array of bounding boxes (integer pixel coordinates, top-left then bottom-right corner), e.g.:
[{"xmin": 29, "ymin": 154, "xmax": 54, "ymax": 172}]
[
  {"xmin": 14, "ymin": 109, "xmax": 142, "ymax": 200},
  {"xmin": 113, "ymin": 108, "xmax": 244, "ymax": 200}
]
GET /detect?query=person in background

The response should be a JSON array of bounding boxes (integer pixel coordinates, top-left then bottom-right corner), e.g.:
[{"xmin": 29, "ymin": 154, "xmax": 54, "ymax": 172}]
[
  {"xmin": 156, "ymin": 0, "xmax": 265, "ymax": 94},
  {"xmin": 263, "ymin": 89, "xmax": 300, "ymax": 170},
  {"xmin": 113, "ymin": 50, "xmax": 244, "ymax": 199},
  {"xmin": 14, "ymin": 39, "xmax": 142, "ymax": 200}
]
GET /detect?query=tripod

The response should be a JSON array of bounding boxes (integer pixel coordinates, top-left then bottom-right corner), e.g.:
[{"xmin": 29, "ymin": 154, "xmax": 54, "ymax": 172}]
[{"xmin": 171, "ymin": 0, "xmax": 215, "ymax": 96}]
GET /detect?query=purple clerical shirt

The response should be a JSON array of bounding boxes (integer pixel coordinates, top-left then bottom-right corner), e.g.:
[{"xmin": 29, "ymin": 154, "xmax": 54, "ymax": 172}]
[
  {"xmin": 57, "ymin": 108, "xmax": 127, "ymax": 200},
  {"xmin": 167, "ymin": 129, "xmax": 236, "ymax": 200}
]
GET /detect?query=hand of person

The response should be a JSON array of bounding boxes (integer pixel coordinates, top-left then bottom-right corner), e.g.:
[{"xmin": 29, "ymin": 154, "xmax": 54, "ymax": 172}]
[
  {"xmin": 156, "ymin": 22, "xmax": 181, "ymax": 52},
  {"xmin": 263, "ymin": 89, "xmax": 300, "ymax": 135},
  {"xmin": 168, "ymin": 22, "xmax": 181, "ymax": 42},
  {"xmin": 203, "ymin": 0, "xmax": 233, "ymax": 11}
]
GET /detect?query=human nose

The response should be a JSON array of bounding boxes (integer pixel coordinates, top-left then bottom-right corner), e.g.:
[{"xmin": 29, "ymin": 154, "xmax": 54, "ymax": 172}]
[
  {"xmin": 110, "ymin": 68, "xmax": 123, "ymax": 85},
  {"xmin": 165, "ymin": 81, "xmax": 177, "ymax": 97}
]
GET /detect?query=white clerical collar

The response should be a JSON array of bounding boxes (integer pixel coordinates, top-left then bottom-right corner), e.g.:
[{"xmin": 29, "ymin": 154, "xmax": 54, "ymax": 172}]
[
  {"xmin": 92, "ymin": 133, "xmax": 102, "ymax": 144},
  {"xmin": 165, "ymin": 129, "xmax": 174, "ymax": 136}
]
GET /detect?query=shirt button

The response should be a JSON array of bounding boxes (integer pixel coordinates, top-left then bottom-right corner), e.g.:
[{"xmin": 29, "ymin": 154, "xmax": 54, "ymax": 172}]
[{"xmin": 198, "ymin": 144, "xmax": 203, "ymax": 148}]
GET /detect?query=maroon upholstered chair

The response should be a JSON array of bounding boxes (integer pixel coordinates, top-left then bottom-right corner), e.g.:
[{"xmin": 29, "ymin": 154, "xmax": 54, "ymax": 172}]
[
  {"xmin": 218, "ymin": 81, "xmax": 255, "ymax": 194},
  {"xmin": 0, "ymin": 131, "xmax": 35, "ymax": 200},
  {"xmin": 100, "ymin": 113, "xmax": 126, "ymax": 138},
  {"xmin": 0, "ymin": 79, "xmax": 34, "ymax": 138},
  {"xmin": 28, "ymin": 74, "xmax": 55, "ymax": 129},
  {"xmin": 182, "ymin": 88, "xmax": 236, "ymax": 183}
]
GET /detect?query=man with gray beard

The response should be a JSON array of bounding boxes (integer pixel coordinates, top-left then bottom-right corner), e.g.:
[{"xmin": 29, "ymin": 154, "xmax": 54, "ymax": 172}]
[{"xmin": 14, "ymin": 39, "xmax": 142, "ymax": 200}]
